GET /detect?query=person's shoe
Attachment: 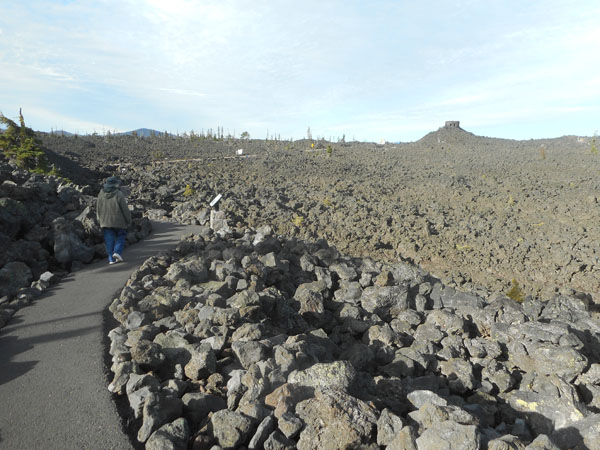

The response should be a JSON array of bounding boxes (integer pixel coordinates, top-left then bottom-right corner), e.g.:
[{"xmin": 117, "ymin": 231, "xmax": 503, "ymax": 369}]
[
  {"xmin": 112, "ymin": 253, "xmax": 123, "ymax": 263},
  {"xmin": 109, "ymin": 261, "xmax": 117, "ymax": 265}
]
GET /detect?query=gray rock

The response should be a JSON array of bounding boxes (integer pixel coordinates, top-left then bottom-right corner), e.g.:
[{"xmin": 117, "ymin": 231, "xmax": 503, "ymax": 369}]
[
  {"xmin": 439, "ymin": 358, "xmax": 476, "ymax": 394},
  {"xmin": 507, "ymin": 339, "xmax": 588, "ymax": 381},
  {"xmin": 550, "ymin": 413, "xmax": 600, "ymax": 450},
  {"xmin": 415, "ymin": 420, "xmax": 482, "ymax": 450},
  {"xmin": 39, "ymin": 271, "xmax": 57, "ymax": 284},
  {"xmin": 329, "ymin": 262, "xmax": 358, "ymax": 281},
  {"xmin": 387, "ymin": 425, "xmax": 418, "ymax": 450},
  {"xmin": 165, "ymin": 256, "xmax": 208, "ymax": 284},
  {"xmin": 154, "ymin": 330, "xmax": 195, "ymax": 370},
  {"xmin": 263, "ymin": 431, "xmax": 296, "ymax": 450},
  {"xmin": 409, "ymin": 403, "xmax": 478, "ymax": 431},
  {"xmin": 296, "ymin": 388, "xmax": 378, "ymax": 450},
  {"xmin": 128, "ymin": 386, "xmax": 157, "ymax": 419},
  {"xmin": 138, "ymin": 392, "xmax": 183, "ymax": 443},
  {"xmin": 277, "ymin": 412, "xmax": 303, "ymax": 439},
  {"xmin": 52, "ymin": 217, "xmax": 94, "ymax": 264},
  {"xmin": 377, "ymin": 408, "xmax": 404, "ymax": 446},
  {"xmin": 182, "ymin": 392, "xmax": 226, "ymax": 427},
  {"xmin": 126, "ymin": 310, "xmax": 149, "ymax": 330},
  {"xmin": 0, "ymin": 261, "xmax": 32, "ymax": 298},
  {"xmin": 288, "ymin": 360, "xmax": 357, "ymax": 393},
  {"xmin": 146, "ymin": 417, "xmax": 190, "ymax": 450},
  {"xmin": 248, "ymin": 415, "xmax": 275, "ymax": 449},
  {"xmin": 294, "ymin": 280, "xmax": 328, "ymax": 323},
  {"xmin": 210, "ymin": 409, "xmax": 254, "ymax": 449},
  {"xmin": 505, "ymin": 375, "xmax": 589, "ymax": 435},
  {"xmin": 184, "ymin": 346, "xmax": 217, "ymax": 380},
  {"xmin": 131, "ymin": 340, "xmax": 165, "ymax": 370},
  {"xmin": 487, "ymin": 434, "xmax": 527, "ymax": 450},
  {"xmin": 524, "ymin": 434, "xmax": 561, "ymax": 450},
  {"xmin": 108, "ymin": 360, "xmax": 139, "ymax": 394},
  {"xmin": 482, "ymin": 361, "xmax": 516, "ymax": 393},
  {"xmin": 407, "ymin": 390, "xmax": 448, "ymax": 409},
  {"xmin": 232, "ymin": 340, "xmax": 270, "ymax": 369},
  {"xmin": 126, "ymin": 373, "xmax": 161, "ymax": 395},
  {"xmin": 440, "ymin": 286, "xmax": 485, "ymax": 310},
  {"xmin": 360, "ymin": 285, "xmax": 409, "ymax": 321}
]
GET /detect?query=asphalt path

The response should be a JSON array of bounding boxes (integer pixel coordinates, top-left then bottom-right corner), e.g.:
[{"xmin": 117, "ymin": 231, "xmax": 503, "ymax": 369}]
[{"xmin": 0, "ymin": 221, "xmax": 202, "ymax": 450}]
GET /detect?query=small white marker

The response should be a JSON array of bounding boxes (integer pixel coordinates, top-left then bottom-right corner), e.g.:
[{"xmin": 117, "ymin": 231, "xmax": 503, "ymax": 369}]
[
  {"xmin": 210, "ymin": 194, "xmax": 222, "ymax": 207},
  {"xmin": 236, "ymin": 149, "xmax": 244, "ymax": 155}
]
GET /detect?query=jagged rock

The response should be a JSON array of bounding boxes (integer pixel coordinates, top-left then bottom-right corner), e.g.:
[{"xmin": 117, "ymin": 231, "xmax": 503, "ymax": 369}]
[
  {"xmin": 439, "ymin": 358, "xmax": 476, "ymax": 394},
  {"xmin": 210, "ymin": 409, "xmax": 254, "ymax": 449},
  {"xmin": 182, "ymin": 392, "xmax": 226, "ymax": 427},
  {"xmin": 130, "ymin": 340, "xmax": 166, "ymax": 371},
  {"xmin": 248, "ymin": 415, "xmax": 275, "ymax": 450},
  {"xmin": 409, "ymin": 403, "xmax": 478, "ymax": 432},
  {"xmin": 153, "ymin": 330, "xmax": 195, "ymax": 371},
  {"xmin": 387, "ymin": 425, "xmax": 418, "ymax": 450},
  {"xmin": 138, "ymin": 392, "xmax": 183, "ymax": 443},
  {"xmin": 377, "ymin": 408, "xmax": 404, "ymax": 446},
  {"xmin": 505, "ymin": 375, "xmax": 589, "ymax": 435},
  {"xmin": 406, "ymin": 390, "xmax": 448, "ymax": 409},
  {"xmin": 232, "ymin": 340, "xmax": 270, "ymax": 369},
  {"xmin": 487, "ymin": 434, "xmax": 527, "ymax": 450},
  {"xmin": 415, "ymin": 420, "xmax": 482, "ymax": 450},
  {"xmin": 184, "ymin": 346, "xmax": 217, "ymax": 380},
  {"xmin": 549, "ymin": 413, "xmax": 600, "ymax": 449},
  {"xmin": 360, "ymin": 285, "xmax": 409, "ymax": 321},
  {"xmin": 108, "ymin": 360, "xmax": 139, "ymax": 394},
  {"xmin": 524, "ymin": 434, "xmax": 561, "ymax": 450},
  {"xmin": 52, "ymin": 216, "xmax": 94, "ymax": 264},
  {"xmin": 288, "ymin": 360, "xmax": 357, "ymax": 393},
  {"xmin": 296, "ymin": 388, "xmax": 378, "ymax": 450},
  {"xmin": 146, "ymin": 417, "xmax": 190, "ymax": 450},
  {"xmin": 277, "ymin": 412, "xmax": 303, "ymax": 439},
  {"xmin": 263, "ymin": 431, "xmax": 296, "ymax": 450},
  {"xmin": 0, "ymin": 261, "xmax": 33, "ymax": 298}
]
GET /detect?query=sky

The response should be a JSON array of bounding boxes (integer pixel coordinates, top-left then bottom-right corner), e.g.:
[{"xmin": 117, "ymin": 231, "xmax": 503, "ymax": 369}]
[{"xmin": 1, "ymin": 0, "xmax": 599, "ymax": 142}]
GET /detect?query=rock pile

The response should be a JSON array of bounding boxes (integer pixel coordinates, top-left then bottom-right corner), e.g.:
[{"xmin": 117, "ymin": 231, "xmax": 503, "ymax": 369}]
[
  {"xmin": 0, "ymin": 157, "xmax": 152, "ymax": 329},
  {"xmin": 107, "ymin": 225, "xmax": 600, "ymax": 449}
]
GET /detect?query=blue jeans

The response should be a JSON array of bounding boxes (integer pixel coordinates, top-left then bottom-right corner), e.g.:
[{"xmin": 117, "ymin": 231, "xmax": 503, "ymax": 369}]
[{"xmin": 103, "ymin": 228, "xmax": 127, "ymax": 262}]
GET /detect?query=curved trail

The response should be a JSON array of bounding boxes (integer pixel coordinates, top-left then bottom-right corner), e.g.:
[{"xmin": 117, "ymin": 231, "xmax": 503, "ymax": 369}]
[{"xmin": 0, "ymin": 221, "xmax": 202, "ymax": 450}]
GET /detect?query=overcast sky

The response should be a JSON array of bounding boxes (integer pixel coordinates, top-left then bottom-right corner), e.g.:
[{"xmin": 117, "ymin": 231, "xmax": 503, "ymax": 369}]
[{"xmin": 1, "ymin": 0, "xmax": 599, "ymax": 142}]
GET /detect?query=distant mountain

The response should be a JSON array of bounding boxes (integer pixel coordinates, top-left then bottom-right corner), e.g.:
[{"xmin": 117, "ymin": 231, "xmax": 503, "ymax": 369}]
[
  {"xmin": 118, "ymin": 128, "xmax": 172, "ymax": 138},
  {"xmin": 52, "ymin": 130, "xmax": 74, "ymax": 136}
]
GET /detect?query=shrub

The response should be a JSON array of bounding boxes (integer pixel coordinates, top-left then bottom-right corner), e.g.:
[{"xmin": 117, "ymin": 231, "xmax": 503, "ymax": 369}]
[
  {"xmin": 506, "ymin": 278, "xmax": 525, "ymax": 302},
  {"xmin": 292, "ymin": 214, "xmax": 304, "ymax": 227},
  {"xmin": 0, "ymin": 109, "xmax": 48, "ymax": 171},
  {"xmin": 183, "ymin": 184, "xmax": 195, "ymax": 197}
]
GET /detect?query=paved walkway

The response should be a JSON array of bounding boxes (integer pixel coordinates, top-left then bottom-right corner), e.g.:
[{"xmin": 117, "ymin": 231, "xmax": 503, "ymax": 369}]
[{"xmin": 0, "ymin": 221, "xmax": 202, "ymax": 450}]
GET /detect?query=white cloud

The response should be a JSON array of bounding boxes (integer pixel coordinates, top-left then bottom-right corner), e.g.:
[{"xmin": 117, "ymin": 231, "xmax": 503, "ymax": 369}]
[
  {"xmin": 24, "ymin": 106, "xmax": 122, "ymax": 134},
  {"xmin": 155, "ymin": 88, "xmax": 206, "ymax": 97}
]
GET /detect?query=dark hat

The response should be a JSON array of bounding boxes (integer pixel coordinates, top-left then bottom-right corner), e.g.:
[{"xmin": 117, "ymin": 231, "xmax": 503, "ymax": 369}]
[
  {"xmin": 103, "ymin": 176, "xmax": 121, "ymax": 192},
  {"xmin": 105, "ymin": 176, "xmax": 120, "ymax": 186}
]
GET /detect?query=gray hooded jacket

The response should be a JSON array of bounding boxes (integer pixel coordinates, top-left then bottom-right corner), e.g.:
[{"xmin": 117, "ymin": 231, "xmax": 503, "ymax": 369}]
[{"xmin": 96, "ymin": 185, "xmax": 132, "ymax": 229}]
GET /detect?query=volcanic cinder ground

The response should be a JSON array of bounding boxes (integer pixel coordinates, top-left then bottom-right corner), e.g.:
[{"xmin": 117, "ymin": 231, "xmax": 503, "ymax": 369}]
[{"xmin": 41, "ymin": 124, "xmax": 600, "ymax": 301}]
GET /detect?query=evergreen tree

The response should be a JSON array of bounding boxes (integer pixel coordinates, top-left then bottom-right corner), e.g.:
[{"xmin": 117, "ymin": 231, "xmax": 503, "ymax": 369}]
[{"xmin": 0, "ymin": 108, "xmax": 48, "ymax": 171}]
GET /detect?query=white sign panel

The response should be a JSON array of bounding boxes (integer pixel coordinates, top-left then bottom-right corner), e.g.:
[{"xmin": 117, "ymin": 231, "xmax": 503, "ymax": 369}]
[{"xmin": 210, "ymin": 194, "xmax": 222, "ymax": 207}]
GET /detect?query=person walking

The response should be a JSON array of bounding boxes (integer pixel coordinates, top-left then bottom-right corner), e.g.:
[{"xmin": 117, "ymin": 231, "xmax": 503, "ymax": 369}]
[{"xmin": 96, "ymin": 176, "xmax": 132, "ymax": 264}]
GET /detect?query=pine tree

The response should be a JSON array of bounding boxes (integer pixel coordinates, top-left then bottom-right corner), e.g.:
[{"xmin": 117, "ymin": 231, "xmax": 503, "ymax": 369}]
[{"xmin": 0, "ymin": 108, "xmax": 48, "ymax": 171}]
